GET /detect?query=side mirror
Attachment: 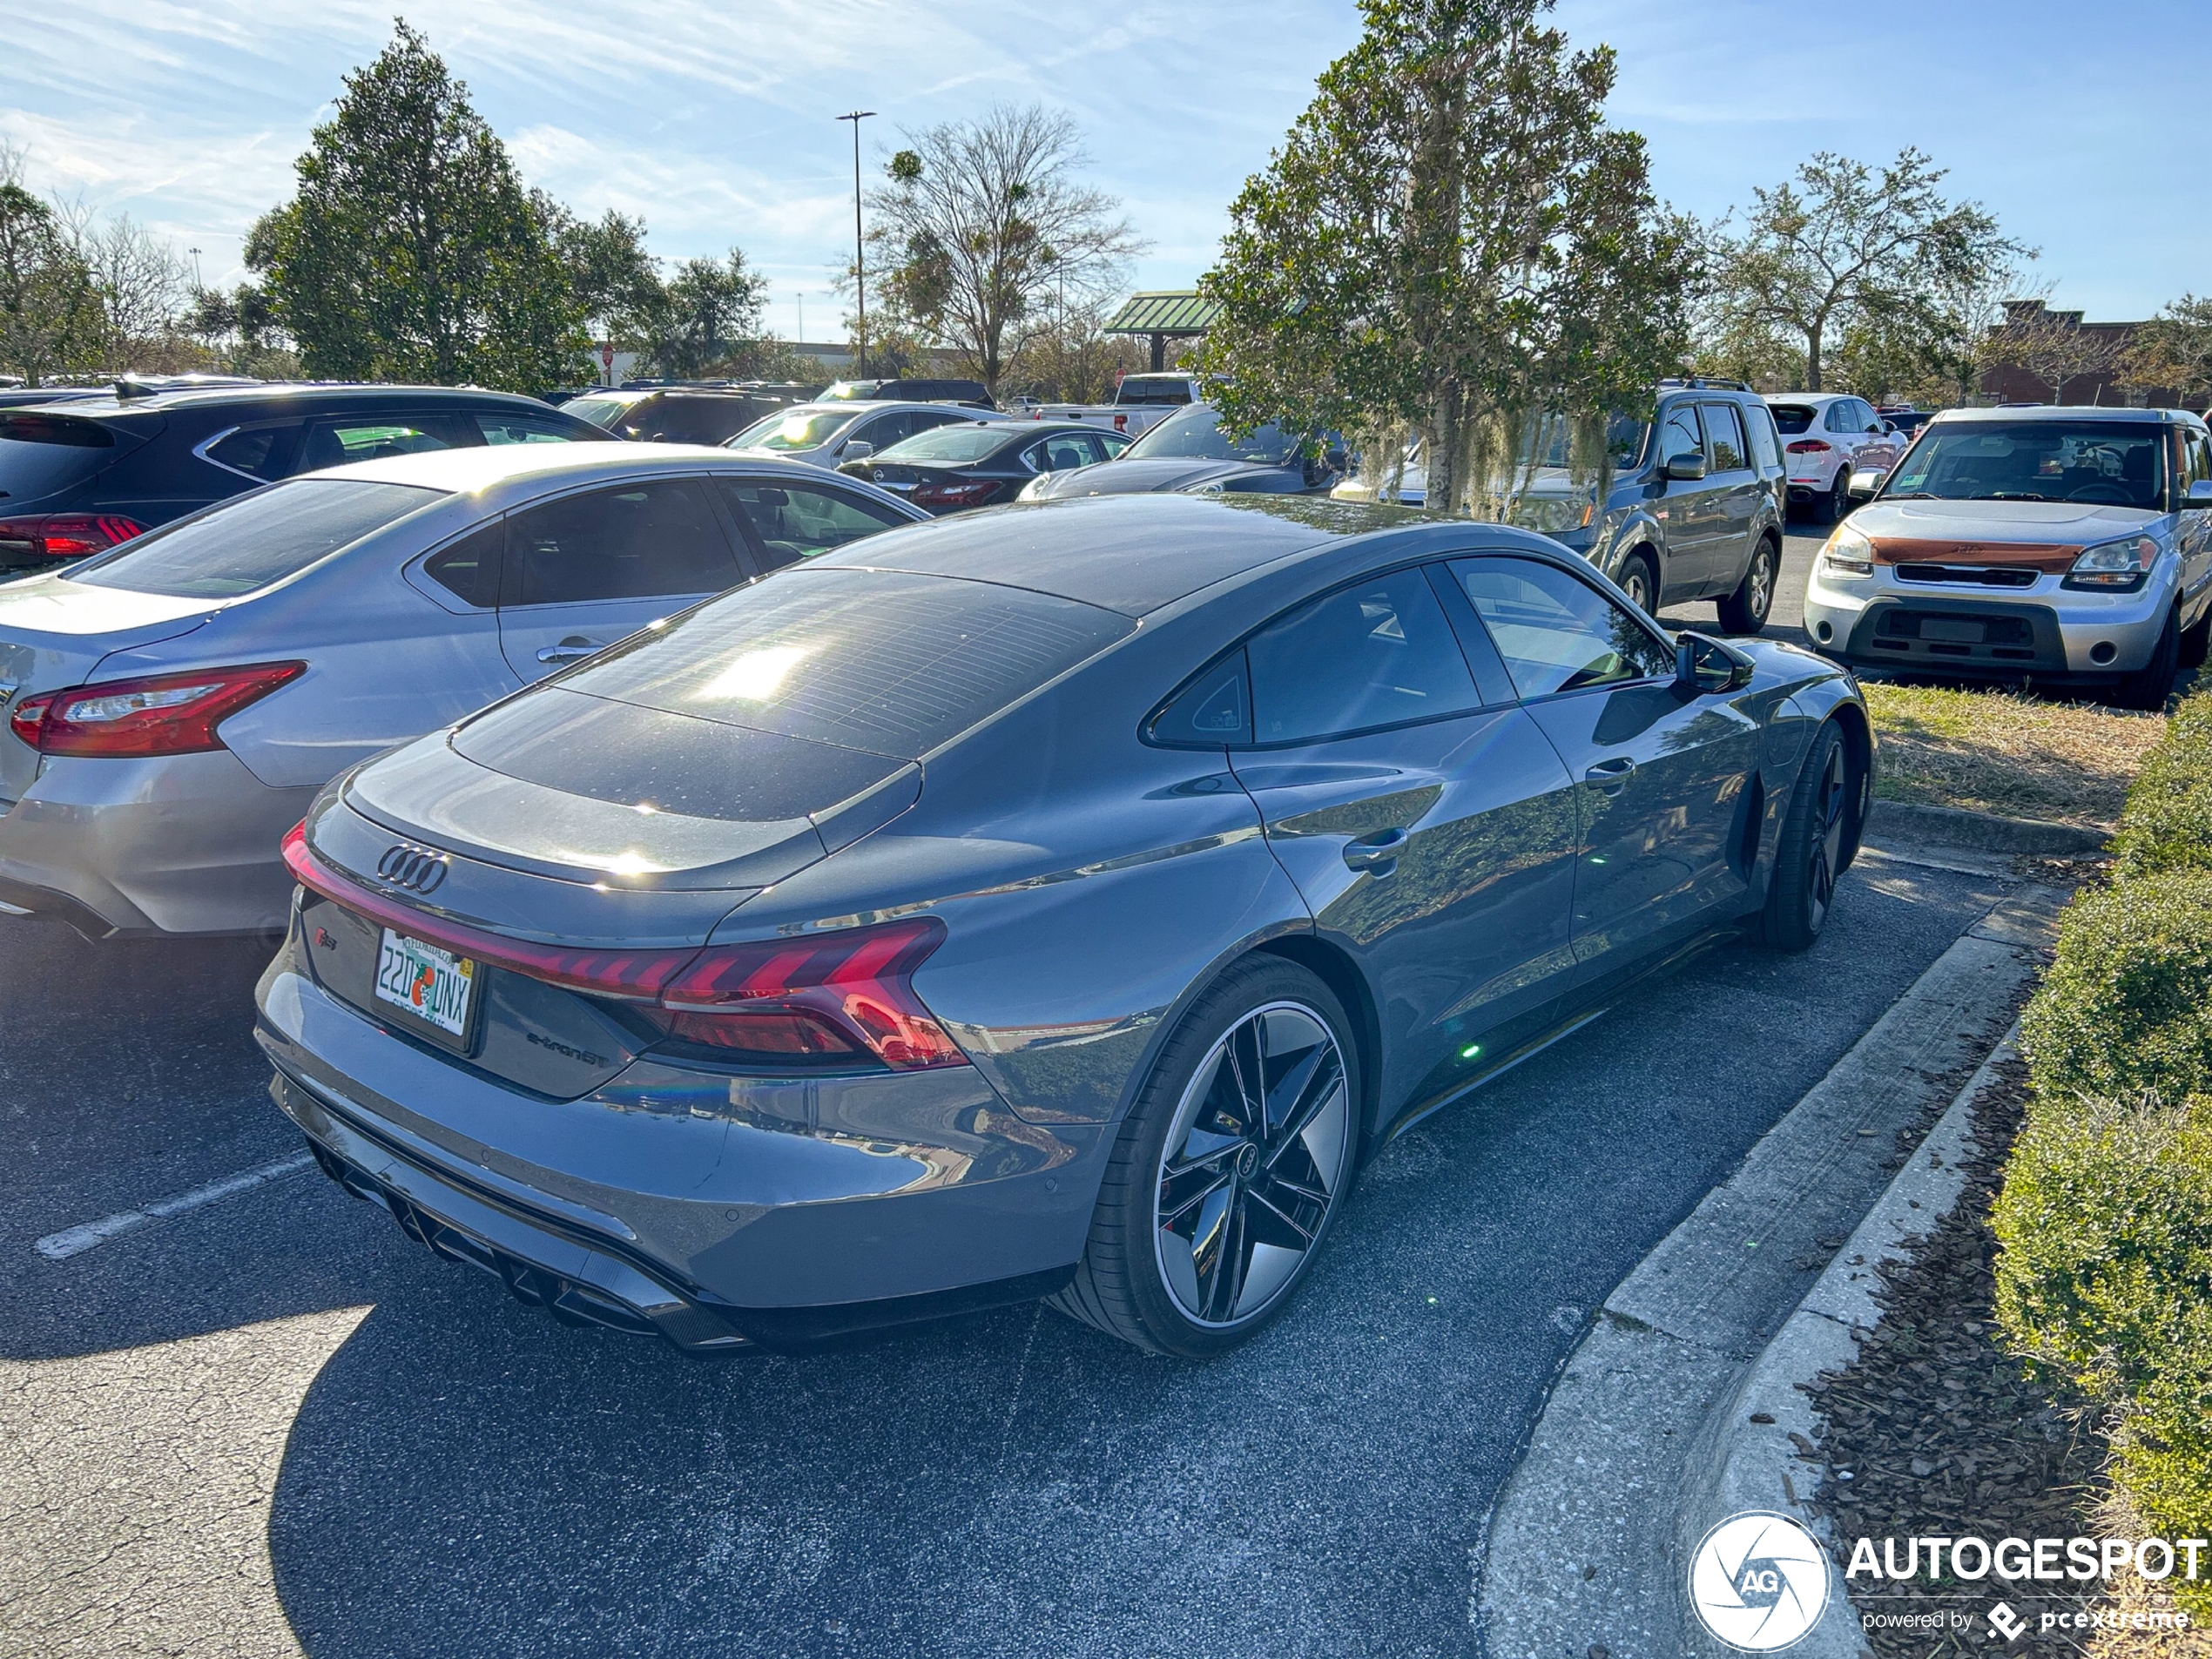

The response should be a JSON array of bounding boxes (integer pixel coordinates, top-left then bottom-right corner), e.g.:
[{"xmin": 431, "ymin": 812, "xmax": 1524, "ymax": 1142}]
[
  {"xmin": 2189, "ymin": 478, "xmax": 2212, "ymax": 506},
  {"xmin": 1878, "ymin": 421, "xmax": 1898, "ymax": 435},
  {"xmin": 1662, "ymin": 450, "xmax": 1707, "ymax": 482},
  {"xmin": 1848, "ymin": 467, "xmax": 1888, "ymax": 501},
  {"xmin": 842, "ymin": 440, "xmax": 874, "ymax": 462},
  {"xmin": 1675, "ymin": 630, "xmax": 1755, "ymax": 695}
]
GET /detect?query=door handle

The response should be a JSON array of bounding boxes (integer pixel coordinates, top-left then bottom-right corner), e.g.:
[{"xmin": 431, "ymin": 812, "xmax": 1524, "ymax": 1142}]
[
  {"xmin": 536, "ymin": 636, "xmax": 605, "ymax": 665},
  {"xmin": 1342, "ymin": 826, "xmax": 1409, "ymax": 874},
  {"xmin": 1584, "ymin": 757, "xmax": 1636, "ymax": 795}
]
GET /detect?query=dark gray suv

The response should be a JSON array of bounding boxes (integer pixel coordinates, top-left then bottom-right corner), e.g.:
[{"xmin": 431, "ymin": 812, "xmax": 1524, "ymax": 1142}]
[{"xmin": 1338, "ymin": 378, "xmax": 1791, "ymax": 634}]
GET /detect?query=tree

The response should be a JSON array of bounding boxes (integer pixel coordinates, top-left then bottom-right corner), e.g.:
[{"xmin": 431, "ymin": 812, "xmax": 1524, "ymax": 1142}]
[
  {"xmin": 866, "ymin": 105, "xmax": 1142, "ymax": 401},
  {"xmin": 244, "ymin": 22, "xmax": 583, "ymax": 391},
  {"xmin": 2123, "ymin": 295, "xmax": 2212, "ymax": 406},
  {"xmin": 52, "ymin": 201, "xmax": 188, "ymax": 360},
  {"xmin": 1195, "ymin": 0, "xmax": 1692, "ymax": 518},
  {"xmin": 542, "ymin": 199, "xmax": 664, "ymax": 359},
  {"xmin": 1703, "ymin": 149, "xmax": 2021, "ymax": 392},
  {"xmin": 646, "ymin": 250, "xmax": 771, "ymax": 378},
  {"xmin": 186, "ymin": 282, "xmax": 300, "ymax": 378},
  {"xmin": 0, "ymin": 149, "xmax": 103, "ymax": 385}
]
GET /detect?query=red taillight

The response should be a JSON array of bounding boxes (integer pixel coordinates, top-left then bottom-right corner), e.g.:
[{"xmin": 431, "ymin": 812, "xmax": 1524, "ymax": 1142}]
[
  {"xmin": 280, "ymin": 826, "xmax": 965, "ymax": 1070},
  {"xmin": 9, "ymin": 661, "xmax": 305, "ymax": 758},
  {"xmin": 1785, "ymin": 440, "xmax": 1832, "ymax": 455},
  {"xmin": 0, "ymin": 512, "xmax": 146, "ymax": 563},
  {"xmin": 910, "ymin": 480, "xmax": 997, "ymax": 509},
  {"xmin": 1114, "ymin": 415, "xmax": 1129, "ymax": 433}
]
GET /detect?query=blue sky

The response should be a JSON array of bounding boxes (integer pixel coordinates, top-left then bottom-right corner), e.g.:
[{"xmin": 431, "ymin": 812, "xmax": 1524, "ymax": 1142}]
[{"xmin": 3, "ymin": 0, "xmax": 2204, "ymax": 339}]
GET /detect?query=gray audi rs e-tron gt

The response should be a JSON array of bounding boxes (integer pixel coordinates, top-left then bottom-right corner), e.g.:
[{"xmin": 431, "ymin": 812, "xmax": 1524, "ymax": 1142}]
[{"xmin": 256, "ymin": 493, "xmax": 1871, "ymax": 1358}]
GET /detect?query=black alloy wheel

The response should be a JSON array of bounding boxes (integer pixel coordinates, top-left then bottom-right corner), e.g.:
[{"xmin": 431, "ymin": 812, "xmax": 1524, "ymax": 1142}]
[
  {"xmin": 1763, "ymin": 723, "xmax": 1850, "ymax": 952},
  {"xmin": 1717, "ymin": 537, "xmax": 1777, "ymax": 634},
  {"xmin": 1051, "ymin": 958, "xmax": 1358, "ymax": 1357},
  {"xmin": 1823, "ymin": 468, "xmax": 1851, "ymax": 524},
  {"xmin": 1617, "ymin": 553, "xmax": 1658, "ymax": 616}
]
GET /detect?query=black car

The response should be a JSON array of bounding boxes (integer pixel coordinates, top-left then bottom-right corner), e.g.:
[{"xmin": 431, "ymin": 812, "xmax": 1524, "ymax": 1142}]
[
  {"xmin": 819, "ymin": 377, "xmax": 996, "ymax": 411},
  {"xmin": 0, "ymin": 384, "xmax": 615, "ymax": 577},
  {"xmin": 559, "ymin": 386, "xmax": 801, "ymax": 445},
  {"xmin": 837, "ymin": 420, "xmax": 1128, "ymax": 512},
  {"xmin": 1019, "ymin": 403, "xmax": 1346, "ymax": 502}
]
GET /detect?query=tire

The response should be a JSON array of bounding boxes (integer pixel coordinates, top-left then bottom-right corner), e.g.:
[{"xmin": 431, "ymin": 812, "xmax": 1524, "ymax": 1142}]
[
  {"xmin": 2181, "ymin": 603, "xmax": 2209, "ymax": 671},
  {"xmin": 2114, "ymin": 607, "xmax": 2181, "ymax": 711},
  {"xmin": 1716, "ymin": 536, "xmax": 1778, "ymax": 635},
  {"xmin": 1818, "ymin": 466, "xmax": 1851, "ymax": 524},
  {"xmin": 1049, "ymin": 957, "xmax": 1360, "ymax": 1358},
  {"xmin": 1616, "ymin": 550, "xmax": 1659, "ymax": 617},
  {"xmin": 1762, "ymin": 722, "xmax": 1850, "ymax": 953}
]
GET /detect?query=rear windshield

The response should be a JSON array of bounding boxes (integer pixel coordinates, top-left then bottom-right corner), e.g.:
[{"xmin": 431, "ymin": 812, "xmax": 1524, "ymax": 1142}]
[
  {"xmin": 877, "ymin": 424, "xmax": 1010, "ymax": 463},
  {"xmin": 561, "ymin": 396, "xmax": 633, "ymax": 429},
  {"xmin": 1116, "ymin": 379, "xmax": 1195, "ymax": 407},
  {"xmin": 561, "ymin": 566, "xmax": 1134, "ymax": 759},
  {"xmin": 1884, "ymin": 421, "xmax": 2168, "ymax": 507},
  {"xmin": 0, "ymin": 413, "xmax": 127, "ymax": 501},
  {"xmin": 67, "ymin": 479, "xmax": 444, "ymax": 599},
  {"xmin": 1769, "ymin": 404, "xmax": 1816, "ymax": 435}
]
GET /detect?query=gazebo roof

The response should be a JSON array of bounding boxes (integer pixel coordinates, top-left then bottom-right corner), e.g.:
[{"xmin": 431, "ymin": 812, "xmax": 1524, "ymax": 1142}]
[{"xmin": 1103, "ymin": 290, "xmax": 1222, "ymax": 337}]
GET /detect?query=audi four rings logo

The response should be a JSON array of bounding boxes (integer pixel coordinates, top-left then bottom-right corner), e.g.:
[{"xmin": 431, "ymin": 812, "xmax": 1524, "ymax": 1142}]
[{"xmin": 376, "ymin": 844, "xmax": 448, "ymax": 894}]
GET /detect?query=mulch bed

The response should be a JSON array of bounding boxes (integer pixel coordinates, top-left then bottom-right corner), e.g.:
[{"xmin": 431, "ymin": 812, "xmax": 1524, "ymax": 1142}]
[{"xmin": 1804, "ymin": 1055, "xmax": 2209, "ymax": 1656}]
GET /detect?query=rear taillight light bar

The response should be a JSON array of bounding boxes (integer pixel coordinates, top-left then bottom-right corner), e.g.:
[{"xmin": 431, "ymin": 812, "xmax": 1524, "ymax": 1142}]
[
  {"xmin": 1785, "ymin": 440, "xmax": 1833, "ymax": 455},
  {"xmin": 280, "ymin": 825, "xmax": 966, "ymax": 1070},
  {"xmin": 9, "ymin": 662, "xmax": 305, "ymax": 758},
  {"xmin": 911, "ymin": 480, "xmax": 996, "ymax": 508},
  {"xmin": 0, "ymin": 512, "xmax": 147, "ymax": 562}
]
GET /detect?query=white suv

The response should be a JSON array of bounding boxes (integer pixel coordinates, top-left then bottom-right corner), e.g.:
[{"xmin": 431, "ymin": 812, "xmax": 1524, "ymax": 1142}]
[{"xmin": 1767, "ymin": 394, "xmax": 1906, "ymax": 523}]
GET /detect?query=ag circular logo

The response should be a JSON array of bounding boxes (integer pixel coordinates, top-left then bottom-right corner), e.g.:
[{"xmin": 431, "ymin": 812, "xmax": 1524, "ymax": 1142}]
[{"xmin": 1689, "ymin": 1511, "xmax": 1831, "ymax": 1651}]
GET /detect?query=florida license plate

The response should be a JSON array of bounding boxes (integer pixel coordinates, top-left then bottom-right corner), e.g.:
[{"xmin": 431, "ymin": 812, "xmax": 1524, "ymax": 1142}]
[{"xmin": 374, "ymin": 928, "xmax": 478, "ymax": 1042}]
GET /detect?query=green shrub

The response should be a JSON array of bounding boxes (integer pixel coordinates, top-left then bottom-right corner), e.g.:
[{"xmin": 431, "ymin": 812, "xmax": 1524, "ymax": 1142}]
[
  {"xmin": 2113, "ymin": 684, "xmax": 2212, "ymax": 877},
  {"xmin": 1993, "ymin": 1092, "xmax": 2212, "ymax": 1617},
  {"xmin": 2020, "ymin": 873, "xmax": 2212, "ymax": 1106}
]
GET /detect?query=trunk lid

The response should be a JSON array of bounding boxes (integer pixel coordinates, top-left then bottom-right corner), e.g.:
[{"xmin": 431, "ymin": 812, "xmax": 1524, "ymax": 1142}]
[{"xmin": 0, "ymin": 574, "xmax": 218, "ymax": 802}]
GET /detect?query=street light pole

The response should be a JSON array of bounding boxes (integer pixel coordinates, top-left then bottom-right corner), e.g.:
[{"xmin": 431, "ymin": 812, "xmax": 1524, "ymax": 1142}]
[{"xmin": 837, "ymin": 110, "xmax": 875, "ymax": 378}]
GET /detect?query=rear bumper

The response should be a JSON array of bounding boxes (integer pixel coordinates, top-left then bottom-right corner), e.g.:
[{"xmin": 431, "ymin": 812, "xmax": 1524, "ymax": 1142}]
[
  {"xmin": 0, "ymin": 749, "xmax": 312, "ymax": 936},
  {"xmin": 253, "ymin": 937, "xmax": 1107, "ymax": 1352}
]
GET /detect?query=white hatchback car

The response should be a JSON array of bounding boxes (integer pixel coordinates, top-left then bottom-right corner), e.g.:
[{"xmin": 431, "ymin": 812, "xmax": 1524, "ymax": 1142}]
[
  {"xmin": 1767, "ymin": 394, "xmax": 1906, "ymax": 523},
  {"xmin": 724, "ymin": 400, "xmax": 1008, "ymax": 471}
]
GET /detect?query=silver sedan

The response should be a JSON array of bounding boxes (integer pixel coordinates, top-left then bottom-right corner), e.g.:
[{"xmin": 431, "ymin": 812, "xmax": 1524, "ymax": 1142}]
[{"xmin": 0, "ymin": 445, "xmax": 924, "ymax": 937}]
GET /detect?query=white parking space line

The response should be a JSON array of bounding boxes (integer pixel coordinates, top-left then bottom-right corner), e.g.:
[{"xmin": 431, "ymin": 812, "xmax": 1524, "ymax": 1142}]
[{"xmin": 34, "ymin": 1151, "xmax": 317, "ymax": 1262}]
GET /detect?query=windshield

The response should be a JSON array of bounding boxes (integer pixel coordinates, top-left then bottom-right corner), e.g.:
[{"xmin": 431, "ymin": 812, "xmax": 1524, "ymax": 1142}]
[
  {"xmin": 875, "ymin": 424, "xmax": 1008, "ymax": 463},
  {"xmin": 67, "ymin": 479, "xmax": 443, "ymax": 599},
  {"xmin": 1514, "ymin": 413, "xmax": 1649, "ymax": 471},
  {"xmin": 726, "ymin": 408, "xmax": 854, "ymax": 452},
  {"xmin": 1125, "ymin": 405, "xmax": 1302, "ymax": 465},
  {"xmin": 1883, "ymin": 421, "xmax": 2168, "ymax": 508}
]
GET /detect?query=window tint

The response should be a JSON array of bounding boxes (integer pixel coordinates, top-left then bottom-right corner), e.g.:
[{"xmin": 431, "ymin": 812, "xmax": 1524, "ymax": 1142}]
[
  {"xmin": 1452, "ymin": 556, "xmax": 1674, "ymax": 698},
  {"xmin": 423, "ymin": 523, "xmax": 502, "ymax": 607},
  {"xmin": 69, "ymin": 480, "xmax": 442, "ymax": 600},
  {"xmin": 475, "ymin": 411, "xmax": 589, "ymax": 446},
  {"xmin": 0, "ymin": 414, "xmax": 122, "ymax": 498},
  {"xmin": 1745, "ymin": 404, "xmax": 1782, "ymax": 470},
  {"xmin": 507, "ymin": 480, "xmax": 738, "ymax": 606},
  {"xmin": 1770, "ymin": 404, "xmax": 1816, "ymax": 436},
  {"xmin": 1096, "ymin": 432, "xmax": 1130, "ymax": 459},
  {"xmin": 1659, "ymin": 405, "xmax": 1703, "ymax": 468},
  {"xmin": 1149, "ymin": 652, "xmax": 1252, "ymax": 746},
  {"xmin": 1246, "ymin": 568, "xmax": 1479, "ymax": 745},
  {"xmin": 563, "ymin": 567, "xmax": 1133, "ymax": 759},
  {"xmin": 297, "ymin": 416, "xmax": 468, "ymax": 473},
  {"xmin": 721, "ymin": 479, "xmax": 908, "ymax": 569},
  {"xmin": 1703, "ymin": 402, "xmax": 1748, "ymax": 471},
  {"xmin": 202, "ymin": 423, "xmax": 298, "ymax": 481},
  {"xmin": 1036, "ymin": 433, "xmax": 1093, "ymax": 471}
]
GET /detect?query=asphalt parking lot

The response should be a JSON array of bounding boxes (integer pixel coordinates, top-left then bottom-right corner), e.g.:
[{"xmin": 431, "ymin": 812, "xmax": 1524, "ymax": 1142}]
[{"xmin": 3, "ymin": 522, "xmax": 2003, "ymax": 1659}]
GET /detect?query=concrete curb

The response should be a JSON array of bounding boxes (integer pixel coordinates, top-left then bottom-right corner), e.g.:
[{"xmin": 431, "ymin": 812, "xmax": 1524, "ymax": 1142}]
[
  {"xmin": 1674, "ymin": 1025, "xmax": 2021, "ymax": 1658},
  {"xmin": 1477, "ymin": 885, "xmax": 2066, "ymax": 1659},
  {"xmin": 1863, "ymin": 800, "xmax": 2107, "ymax": 857}
]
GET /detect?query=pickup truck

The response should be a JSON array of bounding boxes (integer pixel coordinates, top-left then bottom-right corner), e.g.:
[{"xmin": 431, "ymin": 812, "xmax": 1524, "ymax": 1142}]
[{"xmin": 1016, "ymin": 373, "xmax": 1202, "ymax": 439}]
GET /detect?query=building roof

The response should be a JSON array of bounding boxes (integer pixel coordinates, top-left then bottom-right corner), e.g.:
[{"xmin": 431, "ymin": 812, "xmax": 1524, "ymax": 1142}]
[{"xmin": 1102, "ymin": 291, "xmax": 1223, "ymax": 338}]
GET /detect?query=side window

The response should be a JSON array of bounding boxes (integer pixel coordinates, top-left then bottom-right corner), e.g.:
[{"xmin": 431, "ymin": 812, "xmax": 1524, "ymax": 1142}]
[
  {"xmin": 720, "ymin": 479, "xmax": 910, "ymax": 570},
  {"xmin": 475, "ymin": 412, "xmax": 588, "ymax": 446},
  {"xmin": 296, "ymin": 415, "xmax": 469, "ymax": 474},
  {"xmin": 1246, "ymin": 567, "xmax": 1480, "ymax": 745},
  {"xmin": 1744, "ymin": 404, "xmax": 1782, "ymax": 471},
  {"xmin": 1451, "ymin": 556, "xmax": 1675, "ymax": 699},
  {"xmin": 1042, "ymin": 434, "xmax": 1091, "ymax": 471},
  {"xmin": 1659, "ymin": 404, "xmax": 1703, "ymax": 469},
  {"xmin": 505, "ymin": 480, "xmax": 739, "ymax": 606},
  {"xmin": 1096, "ymin": 432, "xmax": 1130, "ymax": 460},
  {"xmin": 1148, "ymin": 652, "xmax": 1252, "ymax": 747},
  {"xmin": 422, "ymin": 522, "xmax": 502, "ymax": 607},
  {"xmin": 201, "ymin": 422, "xmax": 300, "ymax": 482},
  {"xmin": 1702, "ymin": 402, "xmax": 1748, "ymax": 472},
  {"xmin": 854, "ymin": 411, "xmax": 914, "ymax": 451},
  {"xmin": 906, "ymin": 409, "xmax": 966, "ymax": 441},
  {"xmin": 1824, "ymin": 401, "xmax": 1854, "ymax": 434}
]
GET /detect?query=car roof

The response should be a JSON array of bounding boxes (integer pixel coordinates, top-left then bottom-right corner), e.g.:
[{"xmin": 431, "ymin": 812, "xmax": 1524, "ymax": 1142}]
[
  {"xmin": 1765, "ymin": 393, "xmax": 1851, "ymax": 406},
  {"xmin": 807, "ymin": 492, "xmax": 1418, "ymax": 616},
  {"xmin": 300, "ymin": 442, "xmax": 856, "ymax": 501},
  {"xmin": 1928, "ymin": 404, "xmax": 2187, "ymax": 424},
  {"xmin": 24, "ymin": 382, "xmax": 570, "ymax": 420}
]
